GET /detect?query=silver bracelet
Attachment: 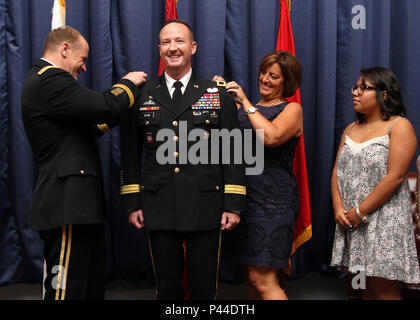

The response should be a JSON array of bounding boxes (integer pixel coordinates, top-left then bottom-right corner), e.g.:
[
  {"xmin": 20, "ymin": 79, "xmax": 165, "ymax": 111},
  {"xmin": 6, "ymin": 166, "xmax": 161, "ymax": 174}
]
[{"xmin": 355, "ymin": 206, "xmax": 368, "ymax": 223}]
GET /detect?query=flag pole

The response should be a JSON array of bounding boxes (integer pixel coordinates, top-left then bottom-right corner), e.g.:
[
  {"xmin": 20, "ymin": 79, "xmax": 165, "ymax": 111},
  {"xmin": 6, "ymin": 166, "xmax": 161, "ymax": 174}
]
[{"xmin": 51, "ymin": 0, "xmax": 66, "ymax": 30}]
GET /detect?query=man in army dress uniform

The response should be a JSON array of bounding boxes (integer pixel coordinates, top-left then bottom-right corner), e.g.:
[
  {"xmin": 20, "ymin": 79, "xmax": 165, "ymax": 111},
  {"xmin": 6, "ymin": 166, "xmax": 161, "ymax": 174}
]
[
  {"xmin": 21, "ymin": 26, "xmax": 147, "ymax": 299},
  {"xmin": 120, "ymin": 19, "xmax": 246, "ymax": 299}
]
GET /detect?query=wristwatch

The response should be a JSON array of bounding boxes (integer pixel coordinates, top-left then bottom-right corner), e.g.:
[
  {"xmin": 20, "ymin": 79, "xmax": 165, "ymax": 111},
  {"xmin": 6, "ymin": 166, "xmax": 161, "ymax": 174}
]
[
  {"xmin": 244, "ymin": 106, "xmax": 257, "ymax": 117},
  {"xmin": 355, "ymin": 206, "xmax": 368, "ymax": 223}
]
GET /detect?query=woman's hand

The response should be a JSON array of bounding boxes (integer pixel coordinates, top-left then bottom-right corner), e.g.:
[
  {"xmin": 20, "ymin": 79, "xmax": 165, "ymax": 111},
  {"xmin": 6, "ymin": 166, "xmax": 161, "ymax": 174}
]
[
  {"xmin": 344, "ymin": 207, "xmax": 362, "ymax": 229},
  {"xmin": 334, "ymin": 207, "xmax": 353, "ymax": 230},
  {"xmin": 212, "ymin": 75, "xmax": 226, "ymax": 83},
  {"xmin": 225, "ymin": 81, "xmax": 247, "ymax": 105},
  {"xmin": 212, "ymin": 75, "xmax": 247, "ymax": 106}
]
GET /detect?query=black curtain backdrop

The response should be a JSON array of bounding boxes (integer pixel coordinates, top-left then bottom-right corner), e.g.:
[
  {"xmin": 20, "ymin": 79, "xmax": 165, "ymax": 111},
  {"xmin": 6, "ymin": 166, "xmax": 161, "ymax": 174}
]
[{"xmin": 1, "ymin": 0, "xmax": 419, "ymax": 286}]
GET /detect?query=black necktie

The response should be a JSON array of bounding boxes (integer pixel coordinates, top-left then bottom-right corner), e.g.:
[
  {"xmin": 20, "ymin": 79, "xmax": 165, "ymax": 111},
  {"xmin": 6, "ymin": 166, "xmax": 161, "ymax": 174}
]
[{"xmin": 172, "ymin": 81, "xmax": 183, "ymax": 110}]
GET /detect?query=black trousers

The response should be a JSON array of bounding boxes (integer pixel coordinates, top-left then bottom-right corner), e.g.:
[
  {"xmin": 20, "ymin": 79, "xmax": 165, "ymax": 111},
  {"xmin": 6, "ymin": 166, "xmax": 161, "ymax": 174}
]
[
  {"xmin": 39, "ymin": 224, "xmax": 106, "ymax": 300},
  {"xmin": 147, "ymin": 228, "xmax": 222, "ymax": 300}
]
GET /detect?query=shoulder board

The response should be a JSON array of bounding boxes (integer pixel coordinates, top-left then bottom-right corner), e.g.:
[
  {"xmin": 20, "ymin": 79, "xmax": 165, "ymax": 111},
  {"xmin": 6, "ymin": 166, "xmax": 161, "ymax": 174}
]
[{"xmin": 37, "ymin": 66, "xmax": 61, "ymax": 76}]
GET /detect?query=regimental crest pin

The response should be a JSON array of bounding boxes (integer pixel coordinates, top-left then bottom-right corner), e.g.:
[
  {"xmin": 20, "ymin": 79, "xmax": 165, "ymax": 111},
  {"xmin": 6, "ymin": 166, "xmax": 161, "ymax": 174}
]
[{"xmin": 145, "ymin": 133, "xmax": 154, "ymax": 144}]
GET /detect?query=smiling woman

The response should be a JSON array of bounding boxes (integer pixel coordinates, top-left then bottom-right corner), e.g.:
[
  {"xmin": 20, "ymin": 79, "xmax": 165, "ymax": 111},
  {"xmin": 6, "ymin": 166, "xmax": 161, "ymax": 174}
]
[
  {"xmin": 212, "ymin": 51, "xmax": 304, "ymax": 300},
  {"xmin": 258, "ymin": 51, "xmax": 302, "ymax": 104},
  {"xmin": 258, "ymin": 64, "xmax": 284, "ymax": 102}
]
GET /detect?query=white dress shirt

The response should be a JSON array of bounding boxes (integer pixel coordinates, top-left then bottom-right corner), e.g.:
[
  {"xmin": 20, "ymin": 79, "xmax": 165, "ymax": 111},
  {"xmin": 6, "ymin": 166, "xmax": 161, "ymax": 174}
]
[
  {"xmin": 41, "ymin": 58, "xmax": 55, "ymax": 65},
  {"xmin": 165, "ymin": 69, "xmax": 192, "ymax": 98}
]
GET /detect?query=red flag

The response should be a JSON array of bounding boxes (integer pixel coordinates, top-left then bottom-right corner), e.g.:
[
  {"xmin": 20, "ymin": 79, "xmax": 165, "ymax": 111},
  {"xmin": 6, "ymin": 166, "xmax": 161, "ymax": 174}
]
[
  {"xmin": 158, "ymin": 0, "xmax": 190, "ymax": 299},
  {"xmin": 158, "ymin": 0, "xmax": 179, "ymax": 76},
  {"xmin": 276, "ymin": 0, "xmax": 312, "ymax": 274}
]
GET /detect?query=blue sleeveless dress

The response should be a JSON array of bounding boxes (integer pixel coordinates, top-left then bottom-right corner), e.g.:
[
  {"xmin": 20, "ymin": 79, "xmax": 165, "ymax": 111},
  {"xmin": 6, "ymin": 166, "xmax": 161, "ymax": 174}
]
[{"xmin": 231, "ymin": 102, "xmax": 299, "ymax": 268}]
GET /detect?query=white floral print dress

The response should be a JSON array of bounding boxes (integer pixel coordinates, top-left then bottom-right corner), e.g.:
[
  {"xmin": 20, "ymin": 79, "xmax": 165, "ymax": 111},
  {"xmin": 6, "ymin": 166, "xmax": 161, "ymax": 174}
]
[{"xmin": 331, "ymin": 119, "xmax": 420, "ymax": 283}]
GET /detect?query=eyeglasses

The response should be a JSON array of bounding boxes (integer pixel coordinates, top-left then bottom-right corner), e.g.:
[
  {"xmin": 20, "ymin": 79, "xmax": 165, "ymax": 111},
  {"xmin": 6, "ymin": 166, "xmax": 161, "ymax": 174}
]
[{"xmin": 351, "ymin": 85, "xmax": 377, "ymax": 95}]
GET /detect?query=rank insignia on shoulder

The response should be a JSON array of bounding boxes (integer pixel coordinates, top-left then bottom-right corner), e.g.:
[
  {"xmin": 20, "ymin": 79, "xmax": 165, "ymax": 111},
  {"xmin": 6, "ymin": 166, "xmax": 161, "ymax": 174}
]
[{"xmin": 216, "ymin": 80, "xmax": 226, "ymax": 87}]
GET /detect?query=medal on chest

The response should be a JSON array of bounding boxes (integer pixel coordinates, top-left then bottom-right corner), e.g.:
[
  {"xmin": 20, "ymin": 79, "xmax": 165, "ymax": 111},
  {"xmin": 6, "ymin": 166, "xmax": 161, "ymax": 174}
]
[{"xmin": 192, "ymin": 88, "xmax": 221, "ymax": 110}]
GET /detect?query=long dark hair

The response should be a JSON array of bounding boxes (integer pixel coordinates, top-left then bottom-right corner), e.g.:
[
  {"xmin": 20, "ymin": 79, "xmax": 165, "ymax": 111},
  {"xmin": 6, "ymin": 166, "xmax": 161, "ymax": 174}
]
[{"xmin": 357, "ymin": 67, "xmax": 406, "ymax": 123}]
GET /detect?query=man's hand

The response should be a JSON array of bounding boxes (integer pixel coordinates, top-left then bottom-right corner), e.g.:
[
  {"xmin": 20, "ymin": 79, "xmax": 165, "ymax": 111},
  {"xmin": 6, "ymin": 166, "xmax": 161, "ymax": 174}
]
[
  {"xmin": 128, "ymin": 209, "xmax": 145, "ymax": 229},
  {"xmin": 220, "ymin": 211, "xmax": 240, "ymax": 230},
  {"xmin": 122, "ymin": 71, "xmax": 148, "ymax": 87}
]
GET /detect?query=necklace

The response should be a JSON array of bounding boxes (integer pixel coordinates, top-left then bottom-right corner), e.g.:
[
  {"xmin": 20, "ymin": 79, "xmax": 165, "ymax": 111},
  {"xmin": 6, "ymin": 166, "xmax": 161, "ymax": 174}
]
[{"xmin": 257, "ymin": 98, "xmax": 286, "ymax": 107}]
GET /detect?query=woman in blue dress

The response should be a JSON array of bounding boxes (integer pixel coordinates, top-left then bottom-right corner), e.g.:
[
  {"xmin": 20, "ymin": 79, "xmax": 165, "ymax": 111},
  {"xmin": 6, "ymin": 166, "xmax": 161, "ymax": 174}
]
[{"xmin": 214, "ymin": 51, "xmax": 303, "ymax": 300}]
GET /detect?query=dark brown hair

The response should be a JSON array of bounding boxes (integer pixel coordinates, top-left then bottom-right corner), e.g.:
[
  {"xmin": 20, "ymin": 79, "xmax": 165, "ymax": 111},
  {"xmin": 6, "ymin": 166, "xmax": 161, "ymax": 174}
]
[
  {"xmin": 258, "ymin": 51, "xmax": 302, "ymax": 98},
  {"xmin": 42, "ymin": 26, "xmax": 84, "ymax": 55}
]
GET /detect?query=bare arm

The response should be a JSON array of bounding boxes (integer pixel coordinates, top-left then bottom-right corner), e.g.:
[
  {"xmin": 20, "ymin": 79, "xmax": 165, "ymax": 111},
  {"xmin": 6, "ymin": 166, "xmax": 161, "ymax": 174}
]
[
  {"xmin": 345, "ymin": 118, "xmax": 418, "ymax": 227},
  {"xmin": 417, "ymin": 155, "xmax": 420, "ymax": 209},
  {"xmin": 331, "ymin": 123, "xmax": 353, "ymax": 229},
  {"xmin": 240, "ymin": 96, "xmax": 303, "ymax": 147},
  {"xmin": 212, "ymin": 75, "xmax": 302, "ymax": 147}
]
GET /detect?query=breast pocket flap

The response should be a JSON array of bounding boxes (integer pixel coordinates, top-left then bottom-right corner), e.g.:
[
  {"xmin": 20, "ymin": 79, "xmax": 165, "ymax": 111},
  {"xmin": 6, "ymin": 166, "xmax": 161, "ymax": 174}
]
[
  {"xmin": 199, "ymin": 171, "xmax": 223, "ymax": 192},
  {"xmin": 56, "ymin": 158, "xmax": 97, "ymax": 178}
]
